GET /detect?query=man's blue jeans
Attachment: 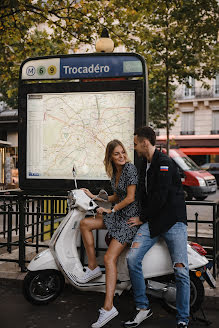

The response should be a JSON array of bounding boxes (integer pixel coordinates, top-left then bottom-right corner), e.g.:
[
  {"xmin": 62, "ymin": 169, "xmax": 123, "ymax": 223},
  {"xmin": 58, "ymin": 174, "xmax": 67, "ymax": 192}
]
[{"xmin": 127, "ymin": 222, "xmax": 190, "ymax": 325}]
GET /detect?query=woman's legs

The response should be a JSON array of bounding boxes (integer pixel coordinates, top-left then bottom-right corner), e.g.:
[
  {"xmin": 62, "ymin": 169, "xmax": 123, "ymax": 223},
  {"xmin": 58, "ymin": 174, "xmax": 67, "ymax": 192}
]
[
  {"xmin": 103, "ymin": 238, "xmax": 127, "ymax": 310},
  {"xmin": 80, "ymin": 214, "xmax": 105, "ymax": 270}
]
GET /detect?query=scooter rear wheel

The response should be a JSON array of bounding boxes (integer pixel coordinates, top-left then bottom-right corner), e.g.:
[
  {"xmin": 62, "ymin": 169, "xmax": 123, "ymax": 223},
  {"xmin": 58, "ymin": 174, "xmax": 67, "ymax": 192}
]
[
  {"xmin": 23, "ymin": 269, "xmax": 65, "ymax": 305},
  {"xmin": 162, "ymin": 272, "xmax": 204, "ymax": 314}
]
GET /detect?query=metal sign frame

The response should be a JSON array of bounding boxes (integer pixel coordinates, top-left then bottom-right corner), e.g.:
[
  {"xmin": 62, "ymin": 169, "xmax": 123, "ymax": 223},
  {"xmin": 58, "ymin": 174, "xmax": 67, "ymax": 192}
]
[{"xmin": 18, "ymin": 53, "xmax": 148, "ymax": 193}]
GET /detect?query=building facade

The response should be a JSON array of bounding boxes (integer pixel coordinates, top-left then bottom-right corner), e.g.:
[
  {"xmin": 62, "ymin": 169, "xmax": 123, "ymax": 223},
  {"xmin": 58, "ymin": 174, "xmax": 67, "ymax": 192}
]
[{"xmin": 157, "ymin": 75, "xmax": 219, "ymax": 166}]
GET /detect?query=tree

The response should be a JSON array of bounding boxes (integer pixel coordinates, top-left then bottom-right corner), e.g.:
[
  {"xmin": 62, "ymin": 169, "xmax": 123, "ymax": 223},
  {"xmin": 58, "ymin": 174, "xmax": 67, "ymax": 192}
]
[
  {"xmin": 0, "ymin": 0, "xmax": 218, "ymax": 151},
  {"xmin": 0, "ymin": 0, "xmax": 107, "ymax": 108},
  {"xmin": 102, "ymin": 0, "xmax": 219, "ymax": 153},
  {"xmin": 0, "ymin": 29, "xmax": 72, "ymax": 108}
]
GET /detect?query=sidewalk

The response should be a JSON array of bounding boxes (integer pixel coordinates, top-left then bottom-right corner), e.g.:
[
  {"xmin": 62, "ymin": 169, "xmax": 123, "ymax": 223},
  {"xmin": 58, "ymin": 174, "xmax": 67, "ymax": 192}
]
[{"xmin": 1, "ymin": 279, "xmax": 218, "ymax": 328}]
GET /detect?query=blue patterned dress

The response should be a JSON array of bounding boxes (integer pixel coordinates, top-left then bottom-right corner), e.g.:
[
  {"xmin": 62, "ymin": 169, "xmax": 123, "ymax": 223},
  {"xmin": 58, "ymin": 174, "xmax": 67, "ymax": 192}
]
[{"xmin": 103, "ymin": 162, "xmax": 139, "ymax": 244}]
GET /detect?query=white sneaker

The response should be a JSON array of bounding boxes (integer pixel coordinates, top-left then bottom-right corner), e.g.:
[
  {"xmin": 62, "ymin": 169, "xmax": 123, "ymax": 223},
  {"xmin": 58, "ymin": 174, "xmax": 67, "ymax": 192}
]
[
  {"xmin": 76, "ymin": 266, "xmax": 102, "ymax": 283},
  {"xmin": 124, "ymin": 308, "xmax": 153, "ymax": 327},
  {"xmin": 91, "ymin": 306, "xmax": 118, "ymax": 328}
]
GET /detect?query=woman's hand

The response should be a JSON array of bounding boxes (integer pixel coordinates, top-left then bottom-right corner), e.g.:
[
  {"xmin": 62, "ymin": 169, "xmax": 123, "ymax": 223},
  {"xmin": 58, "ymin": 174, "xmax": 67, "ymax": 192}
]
[
  {"xmin": 81, "ymin": 188, "xmax": 95, "ymax": 199},
  {"xmin": 127, "ymin": 217, "xmax": 143, "ymax": 227},
  {"xmin": 96, "ymin": 207, "xmax": 112, "ymax": 214}
]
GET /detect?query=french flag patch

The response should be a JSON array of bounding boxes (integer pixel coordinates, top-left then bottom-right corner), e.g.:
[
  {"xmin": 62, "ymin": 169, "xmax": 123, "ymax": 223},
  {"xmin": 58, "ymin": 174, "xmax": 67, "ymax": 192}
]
[{"xmin": 160, "ymin": 166, "xmax": 169, "ymax": 171}]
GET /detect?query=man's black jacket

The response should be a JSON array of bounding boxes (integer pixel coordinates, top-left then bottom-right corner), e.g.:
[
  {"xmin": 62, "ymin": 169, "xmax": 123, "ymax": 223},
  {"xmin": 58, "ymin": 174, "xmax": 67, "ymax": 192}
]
[{"xmin": 137, "ymin": 148, "xmax": 187, "ymax": 238}]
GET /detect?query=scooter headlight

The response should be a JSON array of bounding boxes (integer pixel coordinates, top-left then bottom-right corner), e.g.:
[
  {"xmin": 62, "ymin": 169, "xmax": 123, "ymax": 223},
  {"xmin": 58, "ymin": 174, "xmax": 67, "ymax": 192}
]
[
  {"xmin": 34, "ymin": 250, "xmax": 47, "ymax": 261},
  {"xmin": 67, "ymin": 190, "xmax": 76, "ymax": 209}
]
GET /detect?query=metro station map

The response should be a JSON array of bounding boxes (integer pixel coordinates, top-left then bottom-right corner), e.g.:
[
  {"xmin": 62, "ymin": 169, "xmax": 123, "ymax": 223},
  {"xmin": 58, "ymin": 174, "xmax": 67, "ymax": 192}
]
[{"xmin": 27, "ymin": 91, "xmax": 135, "ymax": 180}]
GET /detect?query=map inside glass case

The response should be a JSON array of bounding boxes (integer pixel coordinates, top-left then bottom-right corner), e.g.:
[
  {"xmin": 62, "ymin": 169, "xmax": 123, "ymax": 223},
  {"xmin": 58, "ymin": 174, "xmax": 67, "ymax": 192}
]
[{"xmin": 26, "ymin": 91, "xmax": 135, "ymax": 180}]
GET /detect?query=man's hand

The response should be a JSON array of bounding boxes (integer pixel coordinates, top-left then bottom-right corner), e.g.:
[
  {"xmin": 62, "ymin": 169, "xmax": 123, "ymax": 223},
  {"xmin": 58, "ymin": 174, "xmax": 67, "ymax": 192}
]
[{"xmin": 127, "ymin": 217, "xmax": 143, "ymax": 227}]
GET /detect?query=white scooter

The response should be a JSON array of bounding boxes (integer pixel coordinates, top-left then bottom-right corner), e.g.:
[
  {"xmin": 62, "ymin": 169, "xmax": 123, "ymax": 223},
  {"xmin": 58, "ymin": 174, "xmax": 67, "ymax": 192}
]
[{"xmin": 23, "ymin": 188, "xmax": 216, "ymax": 315}]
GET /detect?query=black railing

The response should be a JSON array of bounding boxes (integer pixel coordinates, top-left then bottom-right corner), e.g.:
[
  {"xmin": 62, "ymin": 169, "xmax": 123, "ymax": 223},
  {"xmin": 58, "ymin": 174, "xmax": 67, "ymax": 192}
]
[
  {"xmin": 0, "ymin": 192, "xmax": 68, "ymax": 271},
  {"xmin": 186, "ymin": 201, "xmax": 219, "ymax": 278},
  {"xmin": 0, "ymin": 191, "xmax": 218, "ymax": 278}
]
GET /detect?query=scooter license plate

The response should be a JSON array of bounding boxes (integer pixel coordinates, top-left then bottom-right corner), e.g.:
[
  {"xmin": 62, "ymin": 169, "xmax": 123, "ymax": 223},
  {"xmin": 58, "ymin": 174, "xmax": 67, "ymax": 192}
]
[{"xmin": 206, "ymin": 268, "xmax": 216, "ymax": 288}]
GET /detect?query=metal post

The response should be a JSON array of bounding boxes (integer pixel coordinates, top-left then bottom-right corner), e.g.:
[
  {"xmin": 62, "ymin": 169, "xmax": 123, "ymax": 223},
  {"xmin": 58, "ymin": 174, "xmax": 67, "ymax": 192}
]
[
  {"xmin": 195, "ymin": 212, "xmax": 199, "ymax": 242},
  {"xmin": 36, "ymin": 199, "xmax": 40, "ymax": 254},
  {"xmin": 212, "ymin": 203, "xmax": 217, "ymax": 278},
  {"xmin": 15, "ymin": 201, "xmax": 19, "ymax": 235},
  {"xmin": 18, "ymin": 195, "xmax": 26, "ymax": 272},
  {"xmin": 3, "ymin": 201, "xmax": 6, "ymax": 239},
  {"xmin": 50, "ymin": 198, "xmax": 54, "ymax": 238},
  {"xmin": 41, "ymin": 198, "xmax": 45, "ymax": 242},
  {"xmin": 7, "ymin": 204, "xmax": 12, "ymax": 253},
  {"xmin": 31, "ymin": 199, "xmax": 35, "ymax": 242}
]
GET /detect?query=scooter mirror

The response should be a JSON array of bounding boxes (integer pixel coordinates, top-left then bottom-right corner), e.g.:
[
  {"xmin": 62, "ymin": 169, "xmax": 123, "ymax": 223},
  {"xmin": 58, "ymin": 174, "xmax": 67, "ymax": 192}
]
[
  {"xmin": 72, "ymin": 165, "xmax": 76, "ymax": 176},
  {"xmin": 72, "ymin": 165, "xmax": 77, "ymax": 189}
]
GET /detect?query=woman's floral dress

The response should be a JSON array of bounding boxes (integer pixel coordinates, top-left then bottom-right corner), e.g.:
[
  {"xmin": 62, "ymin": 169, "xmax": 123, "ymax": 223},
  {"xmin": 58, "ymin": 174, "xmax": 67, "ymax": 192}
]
[{"xmin": 103, "ymin": 162, "xmax": 139, "ymax": 244}]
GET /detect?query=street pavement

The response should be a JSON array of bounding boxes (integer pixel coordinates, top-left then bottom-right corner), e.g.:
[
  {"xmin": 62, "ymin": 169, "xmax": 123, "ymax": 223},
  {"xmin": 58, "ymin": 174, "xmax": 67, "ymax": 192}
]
[
  {"xmin": 0, "ymin": 189, "xmax": 218, "ymax": 328},
  {"xmin": 0, "ymin": 278, "xmax": 219, "ymax": 328},
  {"xmin": 206, "ymin": 188, "xmax": 219, "ymax": 202}
]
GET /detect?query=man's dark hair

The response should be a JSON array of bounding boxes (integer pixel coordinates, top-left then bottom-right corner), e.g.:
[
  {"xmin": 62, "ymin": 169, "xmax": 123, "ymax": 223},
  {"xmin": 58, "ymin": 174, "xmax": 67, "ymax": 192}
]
[{"xmin": 134, "ymin": 126, "xmax": 156, "ymax": 146}]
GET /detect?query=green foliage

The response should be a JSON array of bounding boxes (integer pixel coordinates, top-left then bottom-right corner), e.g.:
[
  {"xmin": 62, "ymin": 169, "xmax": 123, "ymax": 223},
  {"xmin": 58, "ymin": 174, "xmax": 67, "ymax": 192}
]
[
  {"xmin": 0, "ymin": 0, "xmax": 218, "ymax": 137},
  {"xmin": 0, "ymin": 0, "xmax": 103, "ymax": 108},
  {"xmin": 108, "ymin": 0, "xmax": 219, "ymax": 129},
  {"xmin": 149, "ymin": 68, "xmax": 176, "ymax": 129}
]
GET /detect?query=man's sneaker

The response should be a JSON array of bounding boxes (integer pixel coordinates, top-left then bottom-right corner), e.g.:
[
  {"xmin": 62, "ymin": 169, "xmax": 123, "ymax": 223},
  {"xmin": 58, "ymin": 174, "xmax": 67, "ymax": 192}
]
[
  {"xmin": 177, "ymin": 322, "xmax": 188, "ymax": 328},
  {"xmin": 91, "ymin": 306, "xmax": 118, "ymax": 328},
  {"xmin": 76, "ymin": 266, "xmax": 102, "ymax": 283},
  {"xmin": 124, "ymin": 308, "xmax": 153, "ymax": 327}
]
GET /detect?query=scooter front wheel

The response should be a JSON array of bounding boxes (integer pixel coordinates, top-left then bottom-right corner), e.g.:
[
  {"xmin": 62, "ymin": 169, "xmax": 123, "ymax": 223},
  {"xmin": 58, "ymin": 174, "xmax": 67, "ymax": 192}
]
[{"xmin": 23, "ymin": 269, "xmax": 65, "ymax": 305}]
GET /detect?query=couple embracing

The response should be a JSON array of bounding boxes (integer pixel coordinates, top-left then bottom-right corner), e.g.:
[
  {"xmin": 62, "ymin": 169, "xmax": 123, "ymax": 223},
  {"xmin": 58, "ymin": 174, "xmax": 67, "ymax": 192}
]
[{"xmin": 77, "ymin": 126, "xmax": 190, "ymax": 328}]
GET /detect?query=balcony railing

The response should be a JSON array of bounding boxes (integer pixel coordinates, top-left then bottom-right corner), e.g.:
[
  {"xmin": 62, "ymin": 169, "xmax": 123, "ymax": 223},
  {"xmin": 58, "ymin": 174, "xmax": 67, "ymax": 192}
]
[
  {"xmin": 211, "ymin": 130, "xmax": 219, "ymax": 135},
  {"xmin": 180, "ymin": 131, "xmax": 195, "ymax": 135},
  {"xmin": 175, "ymin": 85, "xmax": 219, "ymax": 100}
]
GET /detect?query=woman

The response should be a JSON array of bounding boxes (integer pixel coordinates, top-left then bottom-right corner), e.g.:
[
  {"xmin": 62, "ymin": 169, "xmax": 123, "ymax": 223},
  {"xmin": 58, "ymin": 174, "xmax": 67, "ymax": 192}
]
[{"xmin": 78, "ymin": 139, "xmax": 139, "ymax": 328}]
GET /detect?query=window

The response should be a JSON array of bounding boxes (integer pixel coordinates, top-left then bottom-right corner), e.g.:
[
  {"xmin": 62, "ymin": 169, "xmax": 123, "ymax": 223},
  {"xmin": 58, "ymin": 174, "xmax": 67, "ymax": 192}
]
[
  {"xmin": 181, "ymin": 111, "xmax": 194, "ymax": 135},
  {"xmin": 184, "ymin": 77, "xmax": 195, "ymax": 98},
  {"xmin": 211, "ymin": 110, "xmax": 219, "ymax": 134}
]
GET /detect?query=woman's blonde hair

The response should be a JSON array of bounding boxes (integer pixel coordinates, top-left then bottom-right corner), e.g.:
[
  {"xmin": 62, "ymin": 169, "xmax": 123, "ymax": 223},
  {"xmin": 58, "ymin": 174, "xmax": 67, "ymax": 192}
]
[{"xmin": 104, "ymin": 139, "xmax": 130, "ymax": 178}]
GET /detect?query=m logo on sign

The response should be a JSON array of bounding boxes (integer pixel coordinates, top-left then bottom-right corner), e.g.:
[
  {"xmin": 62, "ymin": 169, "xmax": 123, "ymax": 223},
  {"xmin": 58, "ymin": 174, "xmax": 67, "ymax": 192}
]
[{"xmin": 26, "ymin": 66, "xmax": 36, "ymax": 76}]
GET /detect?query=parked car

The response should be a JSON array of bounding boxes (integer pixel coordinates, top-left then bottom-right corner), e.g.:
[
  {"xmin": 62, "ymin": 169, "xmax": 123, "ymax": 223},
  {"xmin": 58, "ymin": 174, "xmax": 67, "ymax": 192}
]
[
  {"xmin": 164, "ymin": 149, "xmax": 217, "ymax": 201},
  {"xmin": 200, "ymin": 163, "xmax": 219, "ymax": 187}
]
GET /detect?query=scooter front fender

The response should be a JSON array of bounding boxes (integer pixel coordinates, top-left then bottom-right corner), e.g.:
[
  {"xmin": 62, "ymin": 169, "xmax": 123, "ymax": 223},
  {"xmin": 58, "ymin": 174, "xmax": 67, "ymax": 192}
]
[{"xmin": 27, "ymin": 249, "xmax": 59, "ymax": 272}]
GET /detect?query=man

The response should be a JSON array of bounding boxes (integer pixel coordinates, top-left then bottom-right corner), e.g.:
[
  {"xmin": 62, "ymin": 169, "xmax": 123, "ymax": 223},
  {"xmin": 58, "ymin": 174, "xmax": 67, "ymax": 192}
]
[{"xmin": 124, "ymin": 126, "xmax": 190, "ymax": 328}]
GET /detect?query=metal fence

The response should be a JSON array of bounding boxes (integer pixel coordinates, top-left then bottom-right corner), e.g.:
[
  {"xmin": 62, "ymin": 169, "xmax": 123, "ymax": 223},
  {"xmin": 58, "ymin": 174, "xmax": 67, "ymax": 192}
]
[
  {"xmin": 186, "ymin": 200, "xmax": 219, "ymax": 278},
  {"xmin": 0, "ymin": 192, "xmax": 218, "ymax": 278},
  {"xmin": 0, "ymin": 193, "xmax": 68, "ymax": 271}
]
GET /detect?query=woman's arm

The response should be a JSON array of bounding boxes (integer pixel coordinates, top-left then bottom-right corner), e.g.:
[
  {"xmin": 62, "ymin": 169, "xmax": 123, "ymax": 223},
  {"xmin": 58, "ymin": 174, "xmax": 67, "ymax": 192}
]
[
  {"xmin": 97, "ymin": 186, "xmax": 136, "ymax": 214},
  {"xmin": 81, "ymin": 188, "xmax": 95, "ymax": 199},
  {"xmin": 108, "ymin": 193, "xmax": 119, "ymax": 203},
  {"xmin": 81, "ymin": 188, "xmax": 117, "ymax": 203},
  {"xmin": 113, "ymin": 184, "xmax": 136, "ymax": 212}
]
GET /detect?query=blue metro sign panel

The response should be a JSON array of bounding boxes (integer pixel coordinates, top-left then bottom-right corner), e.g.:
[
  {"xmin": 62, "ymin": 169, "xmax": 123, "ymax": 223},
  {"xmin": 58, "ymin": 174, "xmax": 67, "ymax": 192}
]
[{"xmin": 21, "ymin": 53, "xmax": 144, "ymax": 80}]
